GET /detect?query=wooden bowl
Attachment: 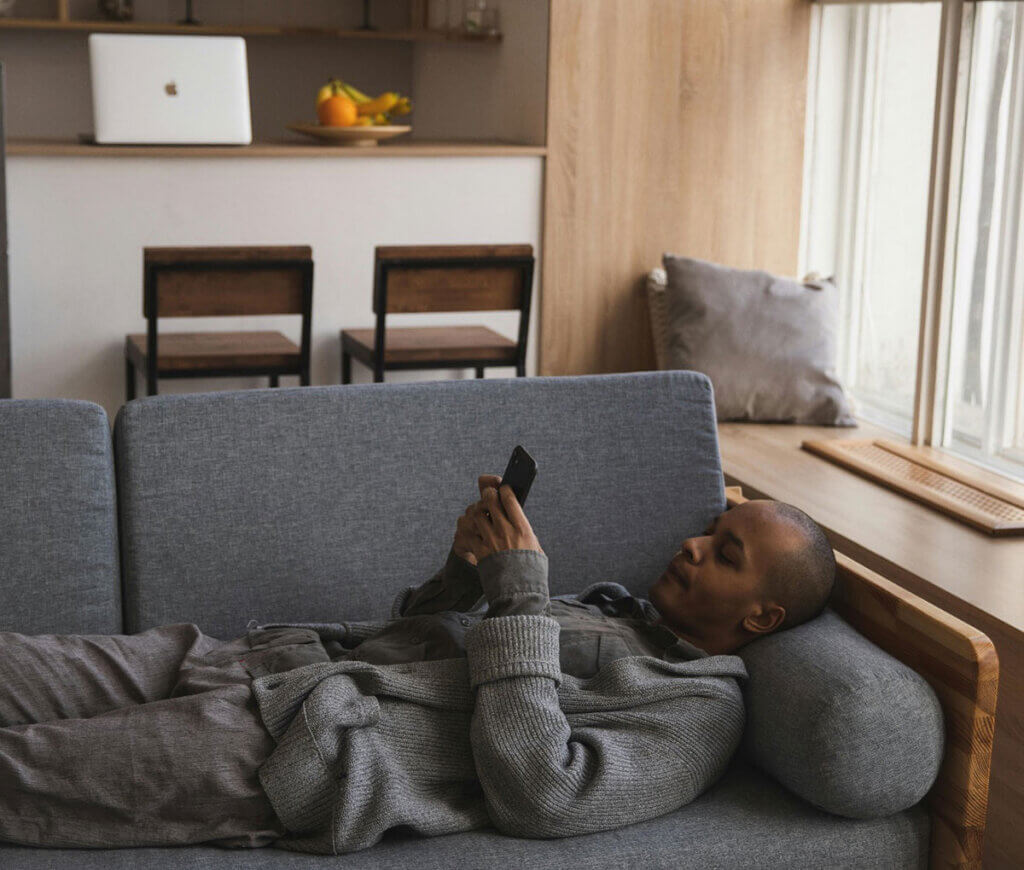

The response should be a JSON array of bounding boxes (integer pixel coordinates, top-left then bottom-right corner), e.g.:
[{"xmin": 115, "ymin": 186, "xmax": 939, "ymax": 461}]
[{"xmin": 286, "ymin": 123, "xmax": 412, "ymax": 147}]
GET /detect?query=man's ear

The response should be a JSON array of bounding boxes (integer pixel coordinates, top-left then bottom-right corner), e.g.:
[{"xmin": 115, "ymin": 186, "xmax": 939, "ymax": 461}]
[{"xmin": 742, "ymin": 603, "xmax": 785, "ymax": 636}]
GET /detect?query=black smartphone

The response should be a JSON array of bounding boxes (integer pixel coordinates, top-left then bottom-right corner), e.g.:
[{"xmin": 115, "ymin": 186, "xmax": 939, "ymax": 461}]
[{"xmin": 499, "ymin": 445, "xmax": 537, "ymax": 507}]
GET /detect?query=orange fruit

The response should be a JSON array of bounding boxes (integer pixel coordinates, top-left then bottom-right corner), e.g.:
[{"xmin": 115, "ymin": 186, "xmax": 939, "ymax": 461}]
[{"xmin": 317, "ymin": 94, "xmax": 358, "ymax": 127}]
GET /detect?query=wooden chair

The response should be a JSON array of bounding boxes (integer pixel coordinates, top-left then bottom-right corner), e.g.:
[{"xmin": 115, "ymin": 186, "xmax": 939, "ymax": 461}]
[
  {"xmin": 340, "ymin": 244, "xmax": 534, "ymax": 384},
  {"xmin": 125, "ymin": 246, "xmax": 313, "ymax": 400}
]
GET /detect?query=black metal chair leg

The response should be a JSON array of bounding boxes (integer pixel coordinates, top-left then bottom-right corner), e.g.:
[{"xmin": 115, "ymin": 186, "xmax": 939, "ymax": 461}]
[
  {"xmin": 125, "ymin": 358, "xmax": 136, "ymax": 401},
  {"xmin": 373, "ymin": 359, "xmax": 384, "ymax": 383},
  {"xmin": 145, "ymin": 363, "xmax": 157, "ymax": 397},
  {"xmin": 341, "ymin": 351, "xmax": 352, "ymax": 385},
  {"xmin": 475, "ymin": 367, "xmax": 485, "ymax": 379},
  {"xmin": 269, "ymin": 374, "xmax": 279, "ymax": 388},
  {"xmin": 300, "ymin": 367, "xmax": 310, "ymax": 387},
  {"xmin": 516, "ymin": 362, "xmax": 526, "ymax": 377}
]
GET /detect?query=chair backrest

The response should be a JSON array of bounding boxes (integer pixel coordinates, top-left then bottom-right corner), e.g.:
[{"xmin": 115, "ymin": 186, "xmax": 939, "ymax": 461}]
[
  {"xmin": 373, "ymin": 244, "xmax": 534, "ymax": 314},
  {"xmin": 113, "ymin": 371, "xmax": 724, "ymax": 638},
  {"xmin": 0, "ymin": 399, "xmax": 121, "ymax": 634},
  {"xmin": 143, "ymin": 246, "xmax": 313, "ymax": 318}
]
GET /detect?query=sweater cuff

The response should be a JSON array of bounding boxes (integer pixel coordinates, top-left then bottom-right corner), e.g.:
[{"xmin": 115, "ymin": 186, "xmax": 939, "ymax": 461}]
[
  {"xmin": 478, "ymin": 549, "xmax": 550, "ymax": 617},
  {"xmin": 465, "ymin": 614, "xmax": 562, "ymax": 689}
]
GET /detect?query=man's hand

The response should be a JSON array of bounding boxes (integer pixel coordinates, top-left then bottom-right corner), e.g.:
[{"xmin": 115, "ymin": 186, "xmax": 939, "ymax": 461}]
[
  {"xmin": 453, "ymin": 474, "xmax": 543, "ymax": 565},
  {"xmin": 451, "ymin": 474, "xmax": 500, "ymax": 565}
]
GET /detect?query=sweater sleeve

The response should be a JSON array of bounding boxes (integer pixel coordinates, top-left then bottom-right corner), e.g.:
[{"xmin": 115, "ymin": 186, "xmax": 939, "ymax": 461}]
[
  {"xmin": 390, "ymin": 548, "xmax": 486, "ymax": 618},
  {"xmin": 464, "ymin": 615, "xmax": 745, "ymax": 839}
]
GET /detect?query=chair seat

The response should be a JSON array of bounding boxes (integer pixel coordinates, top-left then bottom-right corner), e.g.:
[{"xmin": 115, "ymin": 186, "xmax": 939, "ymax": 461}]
[
  {"xmin": 125, "ymin": 331, "xmax": 301, "ymax": 372},
  {"xmin": 341, "ymin": 325, "xmax": 517, "ymax": 365}
]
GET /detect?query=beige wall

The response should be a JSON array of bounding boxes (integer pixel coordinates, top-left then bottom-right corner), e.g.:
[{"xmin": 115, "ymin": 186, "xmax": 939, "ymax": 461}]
[{"xmin": 411, "ymin": 0, "xmax": 548, "ymax": 146}]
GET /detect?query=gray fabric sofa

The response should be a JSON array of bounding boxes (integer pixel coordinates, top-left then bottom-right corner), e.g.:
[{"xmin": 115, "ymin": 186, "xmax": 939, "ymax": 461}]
[{"xmin": 0, "ymin": 373, "xmax": 932, "ymax": 868}]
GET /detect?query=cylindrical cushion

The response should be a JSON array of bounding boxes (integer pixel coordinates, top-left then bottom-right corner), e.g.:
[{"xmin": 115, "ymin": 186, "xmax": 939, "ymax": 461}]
[{"xmin": 738, "ymin": 608, "xmax": 944, "ymax": 818}]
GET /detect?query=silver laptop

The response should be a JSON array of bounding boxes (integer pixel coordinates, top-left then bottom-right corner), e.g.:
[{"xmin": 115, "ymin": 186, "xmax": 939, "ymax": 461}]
[{"xmin": 89, "ymin": 34, "xmax": 252, "ymax": 145}]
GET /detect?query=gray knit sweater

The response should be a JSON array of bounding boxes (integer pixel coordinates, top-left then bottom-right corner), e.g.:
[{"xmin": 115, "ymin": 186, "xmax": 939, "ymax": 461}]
[{"xmin": 250, "ymin": 552, "xmax": 747, "ymax": 855}]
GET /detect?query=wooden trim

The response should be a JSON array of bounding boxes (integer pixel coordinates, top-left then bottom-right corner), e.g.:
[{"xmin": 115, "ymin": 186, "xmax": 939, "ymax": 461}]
[
  {"xmin": 912, "ymin": 0, "xmax": 964, "ymax": 446},
  {"xmin": 0, "ymin": 18, "xmax": 501, "ymax": 42},
  {"xmin": 377, "ymin": 244, "xmax": 534, "ymax": 262},
  {"xmin": 726, "ymin": 486, "xmax": 998, "ymax": 869},
  {"xmin": 802, "ymin": 438, "xmax": 1024, "ymax": 535},
  {"xmin": 877, "ymin": 440, "xmax": 1024, "ymax": 511},
  {"xmin": 5, "ymin": 140, "xmax": 547, "ymax": 159}
]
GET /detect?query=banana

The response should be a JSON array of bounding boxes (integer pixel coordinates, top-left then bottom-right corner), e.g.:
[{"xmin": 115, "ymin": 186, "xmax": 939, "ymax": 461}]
[
  {"xmin": 357, "ymin": 92, "xmax": 400, "ymax": 117},
  {"xmin": 316, "ymin": 78, "xmax": 343, "ymax": 108},
  {"xmin": 317, "ymin": 80, "xmax": 411, "ymax": 123},
  {"xmin": 353, "ymin": 116, "xmax": 374, "ymax": 126},
  {"xmin": 340, "ymin": 82, "xmax": 371, "ymax": 104}
]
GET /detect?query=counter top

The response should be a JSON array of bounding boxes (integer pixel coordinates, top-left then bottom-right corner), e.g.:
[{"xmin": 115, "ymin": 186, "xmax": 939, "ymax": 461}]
[{"xmin": 7, "ymin": 139, "xmax": 547, "ymax": 158}]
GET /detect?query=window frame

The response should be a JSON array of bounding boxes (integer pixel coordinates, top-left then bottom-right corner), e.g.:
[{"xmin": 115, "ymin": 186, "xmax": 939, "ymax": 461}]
[{"xmin": 809, "ymin": 0, "xmax": 1024, "ymax": 484}]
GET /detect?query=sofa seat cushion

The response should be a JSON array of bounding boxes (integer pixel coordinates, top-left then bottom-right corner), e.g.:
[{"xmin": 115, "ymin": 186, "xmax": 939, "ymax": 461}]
[
  {"xmin": 739, "ymin": 608, "xmax": 945, "ymax": 818},
  {"xmin": 0, "ymin": 760, "xmax": 928, "ymax": 869}
]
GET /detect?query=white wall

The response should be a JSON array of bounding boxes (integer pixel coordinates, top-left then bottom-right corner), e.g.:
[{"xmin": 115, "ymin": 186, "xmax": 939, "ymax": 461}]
[{"xmin": 8, "ymin": 154, "xmax": 544, "ymax": 419}]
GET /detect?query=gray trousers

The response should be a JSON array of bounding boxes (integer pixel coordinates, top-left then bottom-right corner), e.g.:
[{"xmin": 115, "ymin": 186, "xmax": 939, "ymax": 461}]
[{"xmin": 0, "ymin": 623, "xmax": 332, "ymax": 849}]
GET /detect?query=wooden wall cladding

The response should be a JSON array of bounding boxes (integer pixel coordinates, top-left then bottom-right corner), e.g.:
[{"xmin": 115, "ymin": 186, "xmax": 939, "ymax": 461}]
[{"xmin": 540, "ymin": 0, "xmax": 811, "ymax": 375}]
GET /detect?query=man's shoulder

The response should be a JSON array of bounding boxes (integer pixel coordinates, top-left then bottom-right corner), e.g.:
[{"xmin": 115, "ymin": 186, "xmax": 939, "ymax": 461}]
[{"xmin": 563, "ymin": 581, "xmax": 633, "ymax": 604}]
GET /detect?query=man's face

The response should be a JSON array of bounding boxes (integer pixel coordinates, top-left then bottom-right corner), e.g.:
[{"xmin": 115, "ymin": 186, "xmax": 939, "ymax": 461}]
[{"xmin": 647, "ymin": 501, "xmax": 802, "ymax": 654}]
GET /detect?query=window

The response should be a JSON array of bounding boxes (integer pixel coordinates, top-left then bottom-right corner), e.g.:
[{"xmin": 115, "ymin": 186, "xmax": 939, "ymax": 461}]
[{"xmin": 803, "ymin": 0, "xmax": 1024, "ymax": 483}]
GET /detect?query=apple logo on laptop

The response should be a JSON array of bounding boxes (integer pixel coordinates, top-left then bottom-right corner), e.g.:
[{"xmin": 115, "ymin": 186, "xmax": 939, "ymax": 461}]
[{"xmin": 164, "ymin": 81, "xmax": 178, "ymax": 96}]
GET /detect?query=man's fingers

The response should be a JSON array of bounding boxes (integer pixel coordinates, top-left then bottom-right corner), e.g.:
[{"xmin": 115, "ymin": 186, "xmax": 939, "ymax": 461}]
[
  {"xmin": 478, "ymin": 474, "xmax": 502, "ymax": 498},
  {"xmin": 482, "ymin": 487, "xmax": 512, "ymax": 525},
  {"xmin": 498, "ymin": 484, "xmax": 530, "ymax": 530}
]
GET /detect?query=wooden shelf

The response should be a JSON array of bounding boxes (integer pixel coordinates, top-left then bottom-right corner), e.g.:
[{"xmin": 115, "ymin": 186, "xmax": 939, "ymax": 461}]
[
  {"xmin": 7, "ymin": 138, "xmax": 546, "ymax": 158},
  {"xmin": 0, "ymin": 17, "xmax": 501, "ymax": 43}
]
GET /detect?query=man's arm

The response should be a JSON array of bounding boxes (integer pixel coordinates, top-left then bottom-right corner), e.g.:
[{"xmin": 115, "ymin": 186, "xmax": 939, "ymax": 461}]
[
  {"xmin": 391, "ymin": 548, "xmax": 485, "ymax": 618},
  {"xmin": 465, "ymin": 547, "xmax": 744, "ymax": 838},
  {"xmin": 393, "ymin": 472, "xmax": 544, "ymax": 619}
]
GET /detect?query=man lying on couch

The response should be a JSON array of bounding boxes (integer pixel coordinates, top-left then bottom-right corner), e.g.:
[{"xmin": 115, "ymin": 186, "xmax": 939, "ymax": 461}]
[{"xmin": 0, "ymin": 477, "xmax": 835, "ymax": 854}]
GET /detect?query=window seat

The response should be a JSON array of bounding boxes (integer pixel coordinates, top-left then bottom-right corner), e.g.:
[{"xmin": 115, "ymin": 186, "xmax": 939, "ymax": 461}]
[{"xmin": 718, "ymin": 420, "xmax": 1023, "ymax": 868}]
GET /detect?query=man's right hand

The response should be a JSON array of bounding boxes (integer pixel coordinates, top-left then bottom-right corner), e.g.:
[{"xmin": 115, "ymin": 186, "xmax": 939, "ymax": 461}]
[{"xmin": 451, "ymin": 474, "xmax": 503, "ymax": 565}]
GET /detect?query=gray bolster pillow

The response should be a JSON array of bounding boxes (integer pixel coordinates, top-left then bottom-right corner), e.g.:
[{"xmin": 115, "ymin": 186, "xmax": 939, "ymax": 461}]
[{"xmin": 738, "ymin": 609, "xmax": 944, "ymax": 818}]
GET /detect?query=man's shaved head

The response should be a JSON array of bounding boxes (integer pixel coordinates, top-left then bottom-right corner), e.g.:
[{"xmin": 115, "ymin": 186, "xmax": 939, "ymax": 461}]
[
  {"xmin": 648, "ymin": 500, "xmax": 837, "ymax": 655},
  {"xmin": 761, "ymin": 502, "xmax": 836, "ymax": 631}
]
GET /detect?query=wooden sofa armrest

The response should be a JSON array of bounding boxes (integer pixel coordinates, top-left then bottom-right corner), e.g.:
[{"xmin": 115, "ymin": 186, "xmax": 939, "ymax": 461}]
[{"xmin": 725, "ymin": 486, "xmax": 999, "ymax": 870}]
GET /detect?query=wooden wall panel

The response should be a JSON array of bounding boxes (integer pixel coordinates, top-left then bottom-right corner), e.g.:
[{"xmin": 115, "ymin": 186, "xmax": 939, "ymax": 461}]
[{"xmin": 541, "ymin": 0, "xmax": 811, "ymax": 374}]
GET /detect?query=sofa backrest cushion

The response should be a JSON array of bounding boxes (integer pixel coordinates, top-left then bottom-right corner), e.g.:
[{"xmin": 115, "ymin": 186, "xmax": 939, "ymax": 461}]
[
  {"xmin": 738, "ymin": 608, "xmax": 945, "ymax": 818},
  {"xmin": 0, "ymin": 399, "xmax": 121, "ymax": 634},
  {"xmin": 113, "ymin": 372, "xmax": 725, "ymax": 638}
]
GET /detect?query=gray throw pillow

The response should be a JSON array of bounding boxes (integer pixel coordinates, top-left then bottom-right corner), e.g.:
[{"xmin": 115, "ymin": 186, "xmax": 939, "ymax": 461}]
[
  {"xmin": 661, "ymin": 254, "xmax": 856, "ymax": 425},
  {"xmin": 738, "ymin": 608, "xmax": 945, "ymax": 819}
]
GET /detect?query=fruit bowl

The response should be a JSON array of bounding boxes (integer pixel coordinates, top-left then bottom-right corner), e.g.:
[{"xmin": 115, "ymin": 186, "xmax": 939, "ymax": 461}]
[{"xmin": 286, "ymin": 123, "xmax": 412, "ymax": 147}]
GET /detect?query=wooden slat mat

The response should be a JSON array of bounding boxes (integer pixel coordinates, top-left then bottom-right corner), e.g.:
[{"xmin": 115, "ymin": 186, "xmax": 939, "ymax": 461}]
[{"xmin": 801, "ymin": 439, "xmax": 1024, "ymax": 536}]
